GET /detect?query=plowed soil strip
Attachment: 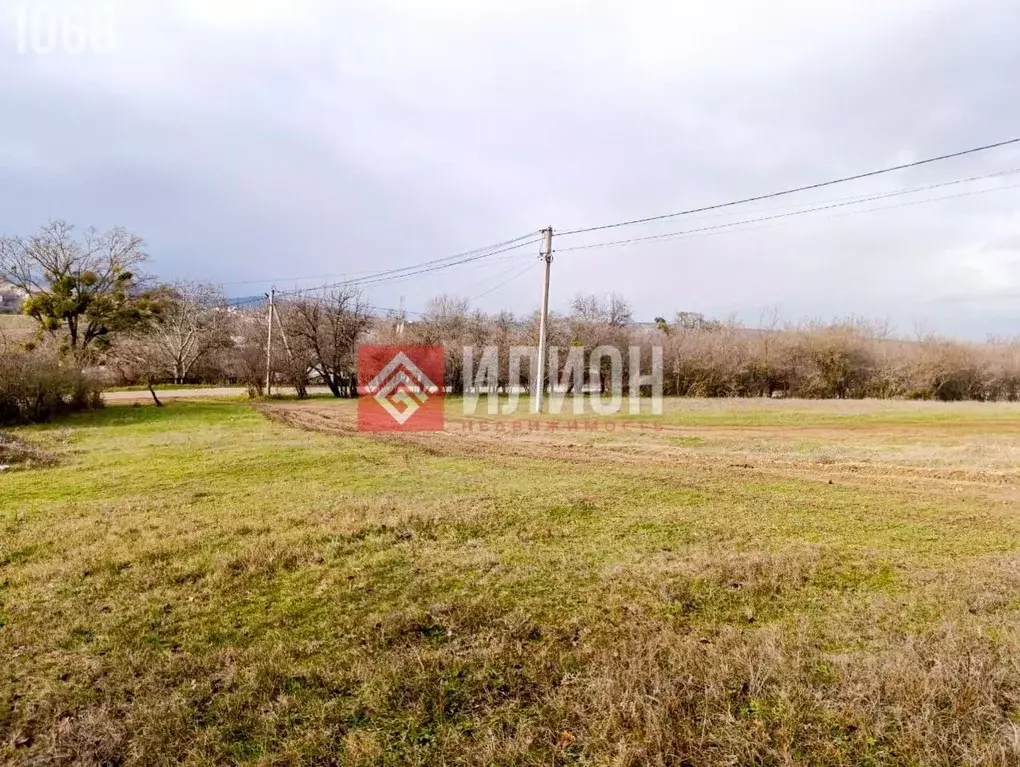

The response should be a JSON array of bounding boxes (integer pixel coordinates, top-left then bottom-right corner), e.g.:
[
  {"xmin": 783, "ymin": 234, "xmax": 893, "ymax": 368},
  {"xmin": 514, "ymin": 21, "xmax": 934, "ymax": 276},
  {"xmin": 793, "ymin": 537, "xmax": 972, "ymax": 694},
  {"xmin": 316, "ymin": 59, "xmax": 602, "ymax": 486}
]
[{"xmin": 258, "ymin": 402, "xmax": 1020, "ymax": 502}]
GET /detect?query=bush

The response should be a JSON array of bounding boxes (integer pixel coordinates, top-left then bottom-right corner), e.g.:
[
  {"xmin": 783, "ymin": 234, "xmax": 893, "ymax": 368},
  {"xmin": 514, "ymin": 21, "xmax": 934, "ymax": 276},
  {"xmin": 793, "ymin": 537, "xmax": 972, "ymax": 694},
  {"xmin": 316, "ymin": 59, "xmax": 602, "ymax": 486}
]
[
  {"xmin": 650, "ymin": 317, "xmax": 1020, "ymax": 402},
  {"xmin": 0, "ymin": 346, "xmax": 103, "ymax": 425}
]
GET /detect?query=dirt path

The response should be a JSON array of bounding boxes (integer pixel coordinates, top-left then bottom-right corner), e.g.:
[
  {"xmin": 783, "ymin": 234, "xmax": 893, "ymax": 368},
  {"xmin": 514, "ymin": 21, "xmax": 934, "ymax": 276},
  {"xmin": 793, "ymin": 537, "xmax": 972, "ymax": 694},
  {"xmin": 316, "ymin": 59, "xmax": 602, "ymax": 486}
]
[{"xmin": 103, "ymin": 386, "xmax": 333, "ymax": 403}]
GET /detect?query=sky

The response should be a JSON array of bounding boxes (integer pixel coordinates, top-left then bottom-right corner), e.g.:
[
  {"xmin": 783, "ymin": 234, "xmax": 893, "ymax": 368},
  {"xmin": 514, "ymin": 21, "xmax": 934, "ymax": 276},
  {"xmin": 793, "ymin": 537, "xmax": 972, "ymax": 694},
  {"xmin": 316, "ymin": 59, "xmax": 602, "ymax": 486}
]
[{"xmin": 1, "ymin": 0, "xmax": 1019, "ymax": 337}]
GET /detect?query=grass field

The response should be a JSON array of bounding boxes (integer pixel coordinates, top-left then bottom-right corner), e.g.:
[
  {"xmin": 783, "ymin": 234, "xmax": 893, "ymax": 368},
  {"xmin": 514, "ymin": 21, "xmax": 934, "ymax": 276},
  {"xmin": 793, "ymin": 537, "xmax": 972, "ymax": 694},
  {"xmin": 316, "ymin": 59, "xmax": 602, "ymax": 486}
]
[
  {"xmin": 3, "ymin": 397, "xmax": 1020, "ymax": 765},
  {"xmin": 0, "ymin": 314, "xmax": 34, "ymax": 342}
]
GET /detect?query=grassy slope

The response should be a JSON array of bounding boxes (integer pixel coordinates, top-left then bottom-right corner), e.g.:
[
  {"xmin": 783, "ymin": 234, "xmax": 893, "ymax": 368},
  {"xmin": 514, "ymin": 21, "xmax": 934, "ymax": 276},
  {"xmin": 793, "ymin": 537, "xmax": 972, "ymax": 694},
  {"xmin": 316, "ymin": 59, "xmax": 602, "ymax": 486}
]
[{"xmin": 2, "ymin": 402, "xmax": 1020, "ymax": 764}]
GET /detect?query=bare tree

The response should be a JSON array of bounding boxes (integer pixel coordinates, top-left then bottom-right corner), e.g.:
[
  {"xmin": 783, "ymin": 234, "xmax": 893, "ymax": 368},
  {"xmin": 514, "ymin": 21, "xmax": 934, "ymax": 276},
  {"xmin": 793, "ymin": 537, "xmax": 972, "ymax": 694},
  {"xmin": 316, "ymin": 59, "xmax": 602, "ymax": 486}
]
[
  {"xmin": 227, "ymin": 308, "xmax": 271, "ymax": 398},
  {"xmin": 490, "ymin": 310, "xmax": 518, "ymax": 393},
  {"xmin": 108, "ymin": 335, "xmax": 166, "ymax": 407},
  {"xmin": 284, "ymin": 288, "xmax": 371, "ymax": 398},
  {"xmin": 419, "ymin": 295, "xmax": 471, "ymax": 393},
  {"xmin": 606, "ymin": 292, "xmax": 633, "ymax": 328},
  {"xmin": 271, "ymin": 301, "xmax": 316, "ymax": 399},
  {"xmin": 143, "ymin": 282, "xmax": 231, "ymax": 384},
  {"xmin": 569, "ymin": 293, "xmax": 632, "ymax": 393},
  {"xmin": 757, "ymin": 306, "xmax": 782, "ymax": 396}
]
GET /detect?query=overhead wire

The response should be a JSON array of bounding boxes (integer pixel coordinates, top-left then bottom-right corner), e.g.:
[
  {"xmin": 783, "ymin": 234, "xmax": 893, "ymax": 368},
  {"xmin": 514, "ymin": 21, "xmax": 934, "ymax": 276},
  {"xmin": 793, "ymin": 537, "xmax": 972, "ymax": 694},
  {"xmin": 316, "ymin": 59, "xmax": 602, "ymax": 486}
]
[
  {"xmin": 215, "ymin": 139, "xmax": 1020, "ymax": 309},
  {"xmin": 343, "ymin": 247, "xmax": 537, "ymax": 292},
  {"xmin": 469, "ymin": 260, "xmax": 541, "ymax": 303},
  {"xmin": 275, "ymin": 232, "xmax": 542, "ymax": 297},
  {"xmin": 556, "ymin": 169, "xmax": 1020, "ymax": 252},
  {"xmin": 364, "ymin": 303, "xmax": 425, "ymax": 317},
  {"xmin": 219, "ymin": 268, "xmax": 380, "ymax": 288},
  {"xmin": 558, "ymin": 136, "xmax": 1020, "ymax": 237}
]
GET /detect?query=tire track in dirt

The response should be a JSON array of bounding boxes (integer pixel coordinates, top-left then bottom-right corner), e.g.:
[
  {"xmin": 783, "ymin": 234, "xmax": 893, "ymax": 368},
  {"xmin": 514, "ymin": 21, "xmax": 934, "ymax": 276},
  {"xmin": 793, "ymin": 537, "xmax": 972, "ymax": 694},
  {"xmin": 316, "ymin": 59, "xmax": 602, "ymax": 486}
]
[{"xmin": 257, "ymin": 402, "xmax": 1020, "ymax": 504}]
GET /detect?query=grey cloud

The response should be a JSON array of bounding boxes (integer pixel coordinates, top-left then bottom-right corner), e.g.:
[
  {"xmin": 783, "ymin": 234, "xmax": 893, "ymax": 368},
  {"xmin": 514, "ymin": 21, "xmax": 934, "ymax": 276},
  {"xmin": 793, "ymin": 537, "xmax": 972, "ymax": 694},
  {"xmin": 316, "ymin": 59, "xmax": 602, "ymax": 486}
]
[{"xmin": 1, "ymin": 0, "xmax": 1019, "ymax": 336}]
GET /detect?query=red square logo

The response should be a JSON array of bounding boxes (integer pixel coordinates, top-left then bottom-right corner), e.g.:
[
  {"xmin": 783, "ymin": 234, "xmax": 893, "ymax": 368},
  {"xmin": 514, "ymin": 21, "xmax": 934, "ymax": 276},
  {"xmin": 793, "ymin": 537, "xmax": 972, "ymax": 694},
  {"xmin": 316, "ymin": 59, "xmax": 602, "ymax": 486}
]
[{"xmin": 358, "ymin": 346, "xmax": 445, "ymax": 431}]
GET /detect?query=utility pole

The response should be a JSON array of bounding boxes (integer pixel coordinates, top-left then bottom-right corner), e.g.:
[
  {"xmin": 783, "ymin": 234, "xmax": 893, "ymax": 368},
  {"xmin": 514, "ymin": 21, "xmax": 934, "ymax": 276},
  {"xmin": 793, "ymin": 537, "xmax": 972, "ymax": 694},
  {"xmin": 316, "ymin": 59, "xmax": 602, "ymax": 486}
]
[
  {"xmin": 273, "ymin": 300, "xmax": 294, "ymax": 362},
  {"xmin": 397, "ymin": 295, "xmax": 406, "ymax": 336},
  {"xmin": 535, "ymin": 226, "xmax": 553, "ymax": 413},
  {"xmin": 265, "ymin": 286, "xmax": 275, "ymax": 396}
]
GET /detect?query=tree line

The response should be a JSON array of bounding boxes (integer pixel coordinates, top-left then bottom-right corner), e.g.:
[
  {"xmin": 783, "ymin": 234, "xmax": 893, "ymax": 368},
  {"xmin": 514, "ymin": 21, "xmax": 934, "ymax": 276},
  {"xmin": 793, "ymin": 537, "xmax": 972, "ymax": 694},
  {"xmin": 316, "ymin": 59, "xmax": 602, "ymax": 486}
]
[{"xmin": 2, "ymin": 221, "xmax": 1020, "ymax": 422}]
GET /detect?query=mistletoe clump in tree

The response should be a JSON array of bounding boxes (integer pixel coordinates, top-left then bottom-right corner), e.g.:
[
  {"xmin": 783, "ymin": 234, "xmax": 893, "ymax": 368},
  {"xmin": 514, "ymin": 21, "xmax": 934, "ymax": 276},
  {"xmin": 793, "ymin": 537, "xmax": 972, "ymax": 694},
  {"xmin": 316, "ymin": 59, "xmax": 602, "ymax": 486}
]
[{"xmin": 0, "ymin": 220, "xmax": 162, "ymax": 364}]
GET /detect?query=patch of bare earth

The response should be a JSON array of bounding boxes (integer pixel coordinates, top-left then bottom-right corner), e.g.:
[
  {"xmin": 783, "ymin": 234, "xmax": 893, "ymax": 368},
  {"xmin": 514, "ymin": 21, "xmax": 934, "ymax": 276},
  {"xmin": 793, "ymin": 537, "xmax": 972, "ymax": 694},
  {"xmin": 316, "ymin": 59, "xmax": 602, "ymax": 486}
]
[{"xmin": 0, "ymin": 432, "xmax": 54, "ymax": 470}]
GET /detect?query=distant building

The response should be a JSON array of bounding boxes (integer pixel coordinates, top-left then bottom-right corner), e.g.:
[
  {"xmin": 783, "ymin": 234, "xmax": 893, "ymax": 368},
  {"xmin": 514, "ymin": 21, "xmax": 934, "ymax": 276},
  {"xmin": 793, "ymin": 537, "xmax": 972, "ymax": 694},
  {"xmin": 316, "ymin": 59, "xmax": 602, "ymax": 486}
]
[{"xmin": 0, "ymin": 282, "xmax": 27, "ymax": 315}]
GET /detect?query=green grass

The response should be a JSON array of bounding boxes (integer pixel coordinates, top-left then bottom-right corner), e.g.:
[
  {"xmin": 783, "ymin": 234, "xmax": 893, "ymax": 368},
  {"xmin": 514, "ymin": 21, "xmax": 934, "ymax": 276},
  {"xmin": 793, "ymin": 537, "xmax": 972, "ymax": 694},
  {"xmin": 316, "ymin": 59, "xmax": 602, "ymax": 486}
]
[
  {"xmin": 3, "ymin": 400, "xmax": 1020, "ymax": 764},
  {"xmin": 450, "ymin": 393, "xmax": 1020, "ymax": 427}
]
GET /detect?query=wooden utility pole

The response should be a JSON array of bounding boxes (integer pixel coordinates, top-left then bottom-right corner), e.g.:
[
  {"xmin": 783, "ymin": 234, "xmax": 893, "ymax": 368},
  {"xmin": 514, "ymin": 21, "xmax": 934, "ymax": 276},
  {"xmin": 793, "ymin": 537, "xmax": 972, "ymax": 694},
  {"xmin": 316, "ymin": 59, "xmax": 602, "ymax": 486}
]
[
  {"xmin": 535, "ymin": 227, "xmax": 553, "ymax": 413},
  {"xmin": 265, "ymin": 287, "xmax": 275, "ymax": 396}
]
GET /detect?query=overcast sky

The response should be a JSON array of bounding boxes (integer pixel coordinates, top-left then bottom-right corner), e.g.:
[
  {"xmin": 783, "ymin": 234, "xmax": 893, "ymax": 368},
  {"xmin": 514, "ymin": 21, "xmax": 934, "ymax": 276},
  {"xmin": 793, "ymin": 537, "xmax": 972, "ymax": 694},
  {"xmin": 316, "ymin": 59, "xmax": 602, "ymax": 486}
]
[{"xmin": 1, "ymin": 0, "xmax": 1019, "ymax": 337}]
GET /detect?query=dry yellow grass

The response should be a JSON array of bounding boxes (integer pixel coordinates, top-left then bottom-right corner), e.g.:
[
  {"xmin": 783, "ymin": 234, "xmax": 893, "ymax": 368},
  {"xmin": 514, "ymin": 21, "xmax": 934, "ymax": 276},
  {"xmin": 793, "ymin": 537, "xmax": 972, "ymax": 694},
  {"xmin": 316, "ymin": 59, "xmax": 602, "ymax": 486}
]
[
  {"xmin": 2, "ymin": 397, "xmax": 1020, "ymax": 764},
  {"xmin": 0, "ymin": 314, "xmax": 34, "ymax": 340}
]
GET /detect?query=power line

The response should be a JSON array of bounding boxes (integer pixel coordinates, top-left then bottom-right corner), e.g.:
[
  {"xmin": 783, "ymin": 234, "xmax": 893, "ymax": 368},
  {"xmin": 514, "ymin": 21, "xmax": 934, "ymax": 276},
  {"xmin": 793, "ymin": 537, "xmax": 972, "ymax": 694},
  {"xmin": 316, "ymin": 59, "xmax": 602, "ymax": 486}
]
[
  {"xmin": 225, "ymin": 295, "xmax": 425, "ymax": 318},
  {"xmin": 337, "ymin": 240, "xmax": 538, "ymax": 292},
  {"xmin": 217, "ymin": 233, "xmax": 540, "ymax": 293},
  {"xmin": 457, "ymin": 255, "xmax": 539, "ymax": 296},
  {"xmin": 283, "ymin": 236, "xmax": 542, "ymax": 295},
  {"xmin": 829, "ymin": 180, "xmax": 1020, "ymax": 220},
  {"xmin": 271, "ymin": 249, "xmax": 526, "ymax": 291},
  {"xmin": 641, "ymin": 166, "xmax": 1014, "ymax": 222},
  {"xmin": 365, "ymin": 303, "xmax": 425, "ymax": 317},
  {"xmin": 220, "ymin": 295, "xmax": 267, "ymax": 309},
  {"xmin": 345, "ymin": 246, "xmax": 536, "ymax": 291},
  {"xmin": 558, "ymin": 136, "xmax": 1020, "ymax": 237},
  {"xmin": 239, "ymin": 251, "xmax": 526, "ymax": 299},
  {"xmin": 276, "ymin": 233, "xmax": 542, "ymax": 297},
  {"xmin": 219, "ymin": 269, "xmax": 380, "ymax": 287},
  {"xmin": 556, "ymin": 169, "xmax": 1020, "ymax": 252},
  {"xmin": 559, "ymin": 178, "xmax": 1020, "ymax": 252},
  {"xmin": 663, "ymin": 180, "xmax": 1020, "ymax": 248},
  {"xmin": 279, "ymin": 232, "xmax": 539, "ymax": 295},
  {"xmin": 469, "ymin": 260, "xmax": 540, "ymax": 302}
]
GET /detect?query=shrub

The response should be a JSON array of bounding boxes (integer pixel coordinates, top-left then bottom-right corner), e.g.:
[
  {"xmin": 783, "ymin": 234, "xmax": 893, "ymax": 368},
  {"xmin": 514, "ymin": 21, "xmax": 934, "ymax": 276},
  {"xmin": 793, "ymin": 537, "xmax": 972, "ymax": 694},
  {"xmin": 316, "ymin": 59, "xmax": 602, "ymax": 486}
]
[{"xmin": 0, "ymin": 345, "xmax": 103, "ymax": 425}]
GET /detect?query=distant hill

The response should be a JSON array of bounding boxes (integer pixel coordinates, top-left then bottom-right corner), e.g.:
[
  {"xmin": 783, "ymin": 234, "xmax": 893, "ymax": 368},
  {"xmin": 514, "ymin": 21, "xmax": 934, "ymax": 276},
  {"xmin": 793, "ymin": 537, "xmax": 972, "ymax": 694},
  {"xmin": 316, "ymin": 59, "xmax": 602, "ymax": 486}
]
[{"xmin": 226, "ymin": 296, "xmax": 265, "ymax": 307}]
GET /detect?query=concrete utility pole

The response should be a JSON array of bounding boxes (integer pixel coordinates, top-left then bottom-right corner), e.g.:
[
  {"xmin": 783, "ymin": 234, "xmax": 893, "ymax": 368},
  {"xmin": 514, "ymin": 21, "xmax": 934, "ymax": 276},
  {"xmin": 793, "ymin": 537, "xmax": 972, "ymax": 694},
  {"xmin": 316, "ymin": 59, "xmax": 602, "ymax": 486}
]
[
  {"xmin": 273, "ymin": 299, "xmax": 294, "ymax": 362},
  {"xmin": 265, "ymin": 286, "xmax": 275, "ymax": 396},
  {"xmin": 535, "ymin": 226, "xmax": 553, "ymax": 413}
]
